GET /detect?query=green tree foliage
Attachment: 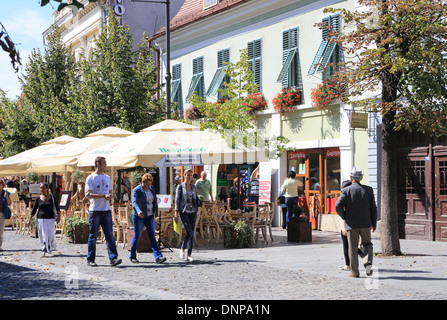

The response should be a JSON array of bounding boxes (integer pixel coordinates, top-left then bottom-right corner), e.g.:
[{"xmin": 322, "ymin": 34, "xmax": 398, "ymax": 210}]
[
  {"xmin": 19, "ymin": 27, "xmax": 77, "ymax": 141},
  {"xmin": 0, "ymin": 11, "xmax": 163, "ymax": 157},
  {"xmin": 68, "ymin": 11, "xmax": 163, "ymax": 136},
  {"xmin": 325, "ymin": 0, "xmax": 447, "ymax": 255},
  {"xmin": 190, "ymin": 49, "xmax": 259, "ymax": 135}
]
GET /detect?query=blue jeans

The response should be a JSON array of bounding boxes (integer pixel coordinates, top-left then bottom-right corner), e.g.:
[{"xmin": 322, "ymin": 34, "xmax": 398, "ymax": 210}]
[
  {"xmin": 285, "ymin": 197, "xmax": 298, "ymax": 224},
  {"xmin": 130, "ymin": 214, "xmax": 162, "ymax": 261},
  {"xmin": 87, "ymin": 211, "xmax": 118, "ymax": 262},
  {"xmin": 180, "ymin": 211, "xmax": 197, "ymax": 255}
]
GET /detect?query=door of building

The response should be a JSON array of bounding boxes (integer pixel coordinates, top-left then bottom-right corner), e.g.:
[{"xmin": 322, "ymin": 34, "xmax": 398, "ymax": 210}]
[
  {"xmin": 398, "ymin": 147, "xmax": 447, "ymax": 241},
  {"xmin": 287, "ymin": 148, "xmax": 341, "ymax": 228},
  {"xmin": 434, "ymin": 155, "xmax": 447, "ymax": 241},
  {"xmin": 397, "ymin": 154, "xmax": 433, "ymax": 241}
]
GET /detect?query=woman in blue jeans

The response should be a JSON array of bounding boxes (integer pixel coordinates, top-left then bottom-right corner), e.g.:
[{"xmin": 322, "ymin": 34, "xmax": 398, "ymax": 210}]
[
  {"xmin": 174, "ymin": 169, "xmax": 199, "ymax": 262},
  {"xmin": 130, "ymin": 173, "xmax": 166, "ymax": 264}
]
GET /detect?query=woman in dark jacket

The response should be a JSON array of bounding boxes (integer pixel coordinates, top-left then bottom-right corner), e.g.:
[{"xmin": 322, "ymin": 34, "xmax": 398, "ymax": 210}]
[
  {"xmin": 130, "ymin": 173, "xmax": 166, "ymax": 264},
  {"xmin": 174, "ymin": 169, "xmax": 199, "ymax": 262},
  {"xmin": 0, "ymin": 179, "xmax": 12, "ymax": 251},
  {"xmin": 28, "ymin": 183, "xmax": 60, "ymax": 257}
]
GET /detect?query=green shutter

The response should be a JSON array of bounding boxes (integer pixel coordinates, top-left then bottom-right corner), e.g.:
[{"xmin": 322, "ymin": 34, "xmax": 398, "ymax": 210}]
[
  {"xmin": 171, "ymin": 64, "xmax": 182, "ymax": 109},
  {"xmin": 307, "ymin": 14, "xmax": 341, "ymax": 76},
  {"xmin": 187, "ymin": 73, "xmax": 202, "ymax": 101},
  {"xmin": 171, "ymin": 80, "xmax": 180, "ymax": 103},
  {"xmin": 207, "ymin": 48, "xmax": 229, "ymax": 96},
  {"xmin": 248, "ymin": 39, "xmax": 262, "ymax": 91},
  {"xmin": 317, "ymin": 15, "xmax": 341, "ymax": 72},
  {"xmin": 206, "ymin": 68, "xmax": 225, "ymax": 96},
  {"xmin": 187, "ymin": 57, "xmax": 204, "ymax": 101},
  {"xmin": 277, "ymin": 47, "xmax": 297, "ymax": 83}
]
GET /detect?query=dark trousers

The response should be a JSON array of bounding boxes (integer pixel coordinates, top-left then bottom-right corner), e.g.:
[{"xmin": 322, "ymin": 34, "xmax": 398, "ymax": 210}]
[
  {"xmin": 180, "ymin": 211, "xmax": 197, "ymax": 255},
  {"xmin": 87, "ymin": 211, "xmax": 118, "ymax": 263},
  {"xmin": 285, "ymin": 196, "xmax": 298, "ymax": 224}
]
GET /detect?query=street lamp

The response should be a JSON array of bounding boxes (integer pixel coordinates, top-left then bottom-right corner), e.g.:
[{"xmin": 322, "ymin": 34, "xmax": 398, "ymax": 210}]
[{"xmin": 130, "ymin": 0, "xmax": 171, "ymax": 119}]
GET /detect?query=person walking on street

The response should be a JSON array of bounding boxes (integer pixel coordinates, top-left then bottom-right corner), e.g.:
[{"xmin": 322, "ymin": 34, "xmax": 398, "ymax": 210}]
[
  {"xmin": 196, "ymin": 171, "xmax": 213, "ymax": 203},
  {"xmin": 28, "ymin": 183, "xmax": 60, "ymax": 257},
  {"xmin": 175, "ymin": 169, "xmax": 199, "ymax": 262},
  {"xmin": 85, "ymin": 156, "xmax": 122, "ymax": 267},
  {"xmin": 0, "ymin": 180, "xmax": 12, "ymax": 252},
  {"xmin": 130, "ymin": 173, "xmax": 166, "ymax": 264},
  {"xmin": 336, "ymin": 167, "xmax": 377, "ymax": 278},
  {"xmin": 282, "ymin": 171, "xmax": 302, "ymax": 226}
]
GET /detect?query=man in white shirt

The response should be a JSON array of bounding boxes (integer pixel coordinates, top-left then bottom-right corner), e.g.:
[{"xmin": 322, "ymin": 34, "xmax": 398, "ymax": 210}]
[{"xmin": 85, "ymin": 156, "xmax": 122, "ymax": 267}]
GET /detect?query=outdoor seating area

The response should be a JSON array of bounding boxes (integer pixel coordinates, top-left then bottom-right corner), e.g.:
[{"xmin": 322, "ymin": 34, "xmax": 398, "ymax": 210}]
[{"xmin": 0, "ymin": 120, "xmax": 274, "ymax": 250}]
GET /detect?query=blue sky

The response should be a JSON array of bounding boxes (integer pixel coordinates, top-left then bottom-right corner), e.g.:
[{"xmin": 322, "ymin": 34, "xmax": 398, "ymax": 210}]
[{"xmin": 1, "ymin": 1, "xmax": 56, "ymax": 99}]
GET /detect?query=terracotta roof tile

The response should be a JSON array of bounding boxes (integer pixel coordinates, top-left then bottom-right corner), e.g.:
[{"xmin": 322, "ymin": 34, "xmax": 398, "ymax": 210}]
[{"xmin": 151, "ymin": 0, "xmax": 252, "ymax": 40}]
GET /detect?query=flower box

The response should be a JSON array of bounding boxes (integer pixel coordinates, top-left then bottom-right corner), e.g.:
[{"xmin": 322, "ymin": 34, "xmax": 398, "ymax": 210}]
[{"xmin": 272, "ymin": 87, "xmax": 302, "ymax": 117}]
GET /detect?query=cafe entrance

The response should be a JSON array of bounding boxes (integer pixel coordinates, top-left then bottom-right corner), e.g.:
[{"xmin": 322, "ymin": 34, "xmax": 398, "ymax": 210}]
[{"xmin": 287, "ymin": 148, "xmax": 341, "ymax": 229}]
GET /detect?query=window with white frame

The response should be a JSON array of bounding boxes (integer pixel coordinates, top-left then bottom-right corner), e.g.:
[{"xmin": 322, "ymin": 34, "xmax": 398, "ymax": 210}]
[
  {"xmin": 277, "ymin": 26, "xmax": 302, "ymax": 89},
  {"xmin": 307, "ymin": 13, "xmax": 342, "ymax": 79},
  {"xmin": 171, "ymin": 63, "xmax": 182, "ymax": 113},
  {"xmin": 248, "ymin": 39, "xmax": 262, "ymax": 91},
  {"xmin": 206, "ymin": 48, "xmax": 230, "ymax": 98},
  {"xmin": 203, "ymin": 0, "xmax": 218, "ymax": 9},
  {"xmin": 187, "ymin": 56, "xmax": 205, "ymax": 101}
]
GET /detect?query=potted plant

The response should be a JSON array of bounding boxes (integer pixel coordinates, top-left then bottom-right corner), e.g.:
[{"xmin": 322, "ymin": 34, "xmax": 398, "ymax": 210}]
[
  {"xmin": 65, "ymin": 215, "xmax": 89, "ymax": 244},
  {"xmin": 184, "ymin": 105, "xmax": 203, "ymax": 120},
  {"xmin": 272, "ymin": 87, "xmax": 302, "ymax": 117},
  {"xmin": 310, "ymin": 78, "xmax": 343, "ymax": 110},
  {"xmin": 72, "ymin": 169, "xmax": 85, "ymax": 183},
  {"xmin": 224, "ymin": 221, "xmax": 254, "ymax": 248},
  {"xmin": 125, "ymin": 210, "xmax": 153, "ymax": 252},
  {"xmin": 26, "ymin": 172, "xmax": 39, "ymax": 183}
]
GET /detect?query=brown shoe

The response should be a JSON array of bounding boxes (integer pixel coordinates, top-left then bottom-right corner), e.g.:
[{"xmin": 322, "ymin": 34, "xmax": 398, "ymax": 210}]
[{"xmin": 349, "ymin": 273, "xmax": 359, "ymax": 278}]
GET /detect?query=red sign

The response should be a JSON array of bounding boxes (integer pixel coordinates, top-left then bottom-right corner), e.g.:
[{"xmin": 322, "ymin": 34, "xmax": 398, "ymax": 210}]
[
  {"xmin": 288, "ymin": 151, "xmax": 306, "ymax": 160},
  {"xmin": 326, "ymin": 148, "xmax": 340, "ymax": 158}
]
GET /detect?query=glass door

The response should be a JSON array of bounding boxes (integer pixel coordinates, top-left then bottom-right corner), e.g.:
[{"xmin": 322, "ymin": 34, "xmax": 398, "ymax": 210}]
[{"xmin": 306, "ymin": 151, "xmax": 322, "ymax": 228}]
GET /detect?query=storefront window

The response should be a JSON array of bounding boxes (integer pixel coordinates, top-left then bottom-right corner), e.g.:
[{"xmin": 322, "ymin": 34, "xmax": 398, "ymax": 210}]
[
  {"xmin": 287, "ymin": 151, "xmax": 305, "ymax": 194},
  {"xmin": 325, "ymin": 149, "xmax": 341, "ymax": 191}
]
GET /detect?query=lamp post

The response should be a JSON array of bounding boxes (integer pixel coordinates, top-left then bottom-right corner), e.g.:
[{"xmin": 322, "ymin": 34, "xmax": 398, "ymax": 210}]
[{"xmin": 130, "ymin": 0, "xmax": 171, "ymax": 119}]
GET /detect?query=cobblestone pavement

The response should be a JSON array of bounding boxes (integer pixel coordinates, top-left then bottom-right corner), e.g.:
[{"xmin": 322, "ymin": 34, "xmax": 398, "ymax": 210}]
[{"xmin": 1, "ymin": 227, "xmax": 447, "ymax": 302}]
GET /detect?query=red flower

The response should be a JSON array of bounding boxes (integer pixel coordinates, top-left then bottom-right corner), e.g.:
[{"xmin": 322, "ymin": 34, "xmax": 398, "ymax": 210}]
[{"xmin": 272, "ymin": 87, "xmax": 302, "ymax": 117}]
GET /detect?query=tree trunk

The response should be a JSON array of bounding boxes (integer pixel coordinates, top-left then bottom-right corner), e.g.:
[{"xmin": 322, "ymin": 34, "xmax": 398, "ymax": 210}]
[{"xmin": 379, "ymin": 74, "xmax": 402, "ymax": 256}]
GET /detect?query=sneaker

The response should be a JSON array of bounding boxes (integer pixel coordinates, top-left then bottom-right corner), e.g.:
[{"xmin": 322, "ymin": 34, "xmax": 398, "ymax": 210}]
[
  {"xmin": 156, "ymin": 256, "xmax": 167, "ymax": 264},
  {"xmin": 130, "ymin": 258, "xmax": 139, "ymax": 263},
  {"xmin": 110, "ymin": 258, "xmax": 122, "ymax": 267},
  {"xmin": 364, "ymin": 263, "xmax": 373, "ymax": 276},
  {"xmin": 87, "ymin": 261, "xmax": 97, "ymax": 267},
  {"xmin": 179, "ymin": 250, "xmax": 185, "ymax": 259},
  {"xmin": 187, "ymin": 256, "xmax": 194, "ymax": 262}
]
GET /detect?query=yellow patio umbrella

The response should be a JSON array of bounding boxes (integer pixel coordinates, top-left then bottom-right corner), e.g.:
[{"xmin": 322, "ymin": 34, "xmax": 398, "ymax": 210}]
[
  {"xmin": 0, "ymin": 135, "xmax": 78, "ymax": 175},
  {"xmin": 28, "ymin": 126, "xmax": 134, "ymax": 173},
  {"xmin": 76, "ymin": 120, "xmax": 269, "ymax": 169}
]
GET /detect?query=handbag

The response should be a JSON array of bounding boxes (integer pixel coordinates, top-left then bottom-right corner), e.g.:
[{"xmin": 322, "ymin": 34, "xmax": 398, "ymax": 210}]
[
  {"xmin": 196, "ymin": 196, "xmax": 203, "ymax": 208},
  {"xmin": 277, "ymin": 195, "xmax": 285, "ymax": 205},
  {"xmin": 51, "ymin": 194, "xmax": 58, "ymax": 221}
]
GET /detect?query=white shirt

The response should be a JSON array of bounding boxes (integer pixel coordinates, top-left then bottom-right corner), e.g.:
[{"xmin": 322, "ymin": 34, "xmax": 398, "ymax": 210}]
[
  {"xmin": 85, "ymin": 173, "xmax": 112, "ymax": 211},
  {"xmin": 145, "ymin": 189, "xmax": 154, "ymax": 215}
]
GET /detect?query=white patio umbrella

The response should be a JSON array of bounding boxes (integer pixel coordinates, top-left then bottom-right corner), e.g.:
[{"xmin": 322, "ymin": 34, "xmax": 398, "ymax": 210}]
[
  {"xmin": 28, "ymin": 126, "xmax": 134, "ymax": 173},
  {"xmin": 76, "ymin": 120, "xmax": 268, "ymax": 169},
  {"xmin": 0, "ymin": 135, "xmax": 78, "ymax": 175}
]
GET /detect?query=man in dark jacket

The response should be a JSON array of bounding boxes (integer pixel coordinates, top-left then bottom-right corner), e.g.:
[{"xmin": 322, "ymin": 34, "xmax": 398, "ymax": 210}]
[{"xmin": 336, "ymin": 167, "xmax": 377, "ymax": 278}]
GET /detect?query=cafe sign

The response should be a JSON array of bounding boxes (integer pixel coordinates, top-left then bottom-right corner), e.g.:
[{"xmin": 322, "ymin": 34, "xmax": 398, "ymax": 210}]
[{"xmin": 351, "ymin": 112, "xmax": 368, "ymax": 129}]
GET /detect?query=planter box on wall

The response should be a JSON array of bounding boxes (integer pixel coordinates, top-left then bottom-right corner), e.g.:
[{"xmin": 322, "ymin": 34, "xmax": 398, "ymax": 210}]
[
  {"xmin": 126, "ymin": 227, "xmax": 153, "ymax": 252},
  {"xmin": 68, "ymin": 224, "xmax": 89, "ymax": 244},
  {"xmin": 287, "ymin": 219, "xmax": 312, "ymax": 242}
]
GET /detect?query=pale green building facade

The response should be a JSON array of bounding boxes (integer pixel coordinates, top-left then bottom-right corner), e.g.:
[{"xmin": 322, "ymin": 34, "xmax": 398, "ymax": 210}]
[{"xmin": 152, "ymin": 0, "xmax": 378, "ymax": 231}]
